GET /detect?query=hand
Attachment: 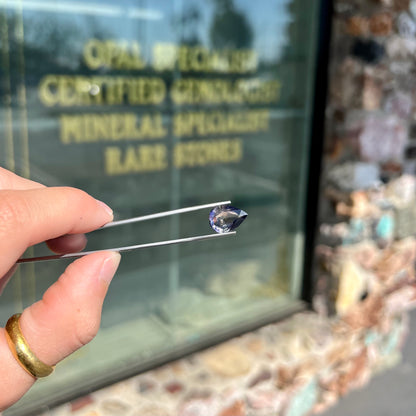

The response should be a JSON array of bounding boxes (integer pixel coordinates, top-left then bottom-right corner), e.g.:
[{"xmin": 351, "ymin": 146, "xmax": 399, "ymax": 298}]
[{"xmin": 0, "ymin": 168, "xmax": 121, "ymax": 410}]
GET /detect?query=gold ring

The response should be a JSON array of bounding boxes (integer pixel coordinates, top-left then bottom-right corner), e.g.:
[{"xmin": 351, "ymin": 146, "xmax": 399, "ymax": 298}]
[{"xmin": 5, "ymin": 313, "xmax": 54, "ymax": 378}]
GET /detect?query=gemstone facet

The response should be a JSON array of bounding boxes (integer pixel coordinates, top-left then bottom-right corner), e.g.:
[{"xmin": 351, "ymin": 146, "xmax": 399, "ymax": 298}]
[{"xmin": 209, "ymin": 205, "xmax": 247, "ymax": 233}]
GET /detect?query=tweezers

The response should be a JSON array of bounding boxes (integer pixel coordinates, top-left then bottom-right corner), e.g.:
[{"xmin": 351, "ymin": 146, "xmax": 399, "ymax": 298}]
[{"xmin": 17, "ymin": 201, "xmax": 235, "ymax": 263}]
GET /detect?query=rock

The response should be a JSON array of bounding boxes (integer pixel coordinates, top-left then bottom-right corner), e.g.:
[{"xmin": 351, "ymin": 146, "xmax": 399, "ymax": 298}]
[
  {"xmin": 328, "ymin": 163, "xmax": 380, "ymax": 192},
  {"xmin": 137, "ymin": 378, "xmax": 157, "ymax": 393},
  {"xmin": 179, "ymin": 398, "xmax": 219, "ymax": 416},
  {"xmin": 394, "ymin": 0, "xmax": 410, "ymax": 11},
  {"xmin": 246, "ymin": 388, "xmax": 284, "ymax": 413},
  {"xmin": 377, "ymin": 0, "xmax": 394, "ymax": 6},
  {"xmin": 171, "ymin": 361, "xmax": 187, "ymax": 375},
  {"xmin": 405, "ymin": 144, "xmax": 416, "ymax": 161},
  {"xmin": 358, "ymin": 116, "xmax": 407, "ymax": 163},
  {"xmin": 325, "ymin": 335, "xmax": 356, "ymax": 367},
  {"xmin": 342, "ymin": 294, "xmax": 384, "ymax": 329},
  {"xmin": 319, "ymin": 223, "xmax": 349, "ymax": 246},
  {"xmin": 314, "ymin": 391, "xmax": 339, "ymax": 414},
  {"xmin": 276, "ymin": 365, "xmax": 298, "ymax": 390},
  {"xmin": 70, "ymin": 395, "xmax": 94, "ymax": 412},
  {"xmin": 351, "ymin": 39, "xmax": 385, "ymax": 64},
  {"xmin": 386, "ymin": 35, "xmax": 416, "ymax": 58},
  {"xmin": 330, "ymin": 57, "xmax": 364, "ymax": 108},
  {"xmin": 385, "ymin": 175, "xmax": 416, "ymax": 206},
  {"xmin": 201, "ymin": 344, "xmax": 252, "ymax": 377},
  {"xmin": 101, "ymin": 399, "xmax": 131, "ymax": 416},
  {"xmin": 346, "ymin": 16, "xmax": 369, "ymax": 36},
  {"xmin": 363, "ymin": 73, "xmax": 383, "ymax": 110},
  {"xmin": 336, "ymin": 190, "xmax": 380, "ymax": 219},
  {"xmin": 335, "ymin": 259, "xmax": 369, "ymax": 315},
  {"xmin": 384, "ymin": 91, "xmax": 413, "ymax": 119},
  {"xmin": 164, "ymin": 381, "xmax": 185, "ymax": 394},
  {"xmin": 133, "ymin": 405, "xmax": 172, "ymax": 416},
  {"xmin": 346, "ymin": 349, "xmax": 370, "ymax": 389},
  {"xmin": 284, "ymin": 379, "xmax": 319, "ymax": 416},
  {"xmin": 373, "ymin": 238, "xmax": 416, "ymax": 282},
  {"xmin": 196, "ymin": 371, "xmax": 210, "ymax": 381},
  {"xmin": 338, "ymin": 241, "xmax": 381, "ymax": 270},
  {"xmin": 247, "ymin": 369, "xmax": 272, "ymax": 387},
  {"xmin": 394, "ymin": 205, "xmax": 416, "ymax": 238},
  {"xmin": 385, "ymin": 286, "xmax": 416, "ymax": 314},
  {"xmin": 397, "ymin": 12, "xmax": 416, "ymax": 37},
  {"xmin": 375, "ymin": 213, "xmax": 395, "ymax": 242},
  {"xmin": 334, "ymin": 2, "xmax": 360, "ymax": 15},
  {"xmin": 185, "ymin": 389, "xmax": 213, "ymax": 400},
  {"xmin": 218, "ymin": 400, "xmax": 246, "ymax": 416},
  {"xmin": 369, "ymin": 12, "xmax": 393, "ymax": 36},
  {"xmin": 245, "ymin": 338, "xmax": 265, "ymax": 353},
  {"xmin": 272, "ymin": 314, "xmax": 334, "ymax": 363}
]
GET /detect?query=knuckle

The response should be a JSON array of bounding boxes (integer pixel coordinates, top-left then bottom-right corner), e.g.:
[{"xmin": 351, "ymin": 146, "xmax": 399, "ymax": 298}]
[
  {"xmin": 73, "ymin": 319, "xmax": 100, "ymax": 347},
  {"xmin": 70, "ymin": 297, "xmax": 101, "ymax": 347},
  {"xmin": 0, "ymin": 191, "xmax": 30, "ymax": 236}
]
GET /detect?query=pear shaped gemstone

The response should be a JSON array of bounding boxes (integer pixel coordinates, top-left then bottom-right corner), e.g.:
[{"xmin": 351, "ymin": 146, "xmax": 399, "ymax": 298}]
[{"xmin": 209, "ymin": 205, "xmax": 248, "ymax": 233}]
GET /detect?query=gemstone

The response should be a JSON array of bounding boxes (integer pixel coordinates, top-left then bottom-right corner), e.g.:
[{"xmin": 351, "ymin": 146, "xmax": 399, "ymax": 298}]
[{"xmin": 209, "ymin": 205, "xmax": 247, "ymax": 233}]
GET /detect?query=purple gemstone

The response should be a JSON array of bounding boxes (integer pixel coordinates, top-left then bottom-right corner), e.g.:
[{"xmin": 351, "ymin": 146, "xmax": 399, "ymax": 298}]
[{"xmin": 209, "ymin": 205, "xmax": 247, "ymax": 233}]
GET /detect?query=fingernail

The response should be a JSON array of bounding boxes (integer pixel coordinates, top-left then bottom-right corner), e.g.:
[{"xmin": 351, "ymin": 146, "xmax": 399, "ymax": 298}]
[
  {"xmin": 99, "ymin": 252, "xmax": 121, "ymax": 284},
  {"xmin": 96, "ymin": 200, "xmax": 114, "ymax": 220}
]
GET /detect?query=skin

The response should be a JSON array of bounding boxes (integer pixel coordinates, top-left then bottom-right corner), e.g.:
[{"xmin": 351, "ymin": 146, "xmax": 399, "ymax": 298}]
[{"xmin": 0, "ymin": 167, "xmax": 121, "ymax": 410}]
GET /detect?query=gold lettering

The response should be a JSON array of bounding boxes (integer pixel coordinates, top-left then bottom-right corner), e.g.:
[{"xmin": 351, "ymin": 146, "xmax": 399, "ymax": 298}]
[
  {"xmin": 152, "ymin": 43, "xmax": 177, "ymax": 71},
  {"xmin": 173, "ymin": 138, "xmax": 243, "ymax": 168},
  {"xmin": 173, "ymin": 110, "xmax": 270, "ymax": 137},
  {"xmin": 166, "ymin": 44, "xmax": 258, "ymax": 73},
  {"xmin": 105, "ymin": 144, "xmax": 168, "ymax": 175},
  {"xmin": 170, "ymin": 78, "xmax": 280, "ymax": 105},
  {"xmin": 83, "ymin": 39, "xmax": 103, "ymax": 70},
  {"xmin": 83, "ymin": 39, "xmax": 146, "ymax": 70},
  {"xmin": 60, "ymin": 115, "xmax": 81, "ymax": 144},
  {"xmin": 60, "ymin": 113, "xmax": 167, "ymax": 144},
  {"xmin": 38, "ymin": 75, "xmax": 59, "ymax": 106},
  {"xmin": 139, "ymin": 113, "xmax": 167, "ymax": 138},
  {"xmin": 39, "ymin": 76, "xmax": 166, "ymax": 107},
  {"xmin": 152, "ymin": 43, "xmax": 257, "ymax": 73}
]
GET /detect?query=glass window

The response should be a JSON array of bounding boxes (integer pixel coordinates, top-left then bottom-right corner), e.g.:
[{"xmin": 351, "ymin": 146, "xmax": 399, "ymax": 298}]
[{"xmin": 1, "ymin": 0, "xmax": 320, "ymax": 413}]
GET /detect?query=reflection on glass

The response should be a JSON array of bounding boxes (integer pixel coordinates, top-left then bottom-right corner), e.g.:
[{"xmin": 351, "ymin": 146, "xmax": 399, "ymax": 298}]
[{"xmin": 0, "ymin": 0, "xmax": 319, "ymax": 413}]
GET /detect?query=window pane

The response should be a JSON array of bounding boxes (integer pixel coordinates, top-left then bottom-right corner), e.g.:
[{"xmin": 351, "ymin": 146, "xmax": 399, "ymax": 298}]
[{"xmin": 0, "ymin": 0, "xmax": 320, "ymax": 412}]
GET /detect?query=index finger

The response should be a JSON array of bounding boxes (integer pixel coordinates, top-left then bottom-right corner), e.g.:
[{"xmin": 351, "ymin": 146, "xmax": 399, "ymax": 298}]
[
  {"xmin": 0, "ymin": 168, "xmax": 45, "ymax": 190},
  {"xmin": 0, "ymin": 187, "xmax": 113, "ymax": 276}
]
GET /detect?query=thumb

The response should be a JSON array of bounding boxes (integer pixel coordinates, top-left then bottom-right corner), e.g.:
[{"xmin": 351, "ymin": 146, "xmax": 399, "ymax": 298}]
[{"xmin": 0, "ymin": 251, "xmax": 121, "ymax": 410}]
